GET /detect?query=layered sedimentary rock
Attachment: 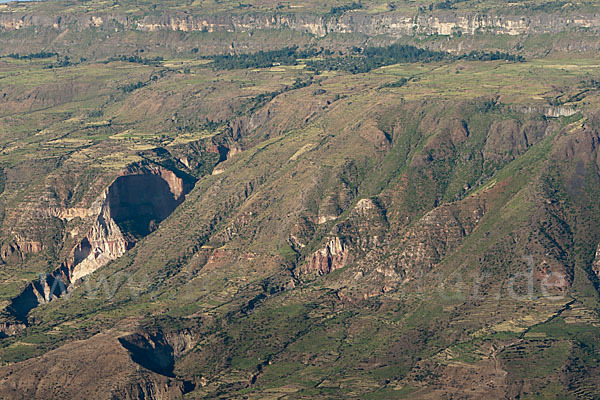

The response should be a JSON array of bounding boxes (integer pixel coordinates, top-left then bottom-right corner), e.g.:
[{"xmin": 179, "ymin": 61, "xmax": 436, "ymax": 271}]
[
  {"xmin": 1, "ymin": 165, "xmax": 194, "ymax": 334},
  {"xmin": 1, "ymin": 11, "xmax": 599, "ymax": 38},
  {"xmin": 0, "ymin": 237, "xmax": 43, "ymax": 262}
]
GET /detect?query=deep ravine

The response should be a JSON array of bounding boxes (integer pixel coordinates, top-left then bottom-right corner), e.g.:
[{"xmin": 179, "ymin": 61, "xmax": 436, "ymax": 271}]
[{"xmin": 1, "ymin": 164, "xmax": 195, "ymax": 335}]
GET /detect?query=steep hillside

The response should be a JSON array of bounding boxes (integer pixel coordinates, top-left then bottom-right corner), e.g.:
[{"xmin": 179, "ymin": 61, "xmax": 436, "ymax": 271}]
[
  {"xmin": 0, "ymin": 0, "xmax": 599, "ymax": 399},
  {"xmin": 2, "ymin": 0, "xmax": 600, "ymax": 59}
]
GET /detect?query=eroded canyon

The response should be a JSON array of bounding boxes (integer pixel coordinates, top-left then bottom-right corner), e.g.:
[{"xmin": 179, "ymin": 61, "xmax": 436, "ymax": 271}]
[{"xmin": 1, "ymin": 1, "xmax": 600, "ymax": 399}]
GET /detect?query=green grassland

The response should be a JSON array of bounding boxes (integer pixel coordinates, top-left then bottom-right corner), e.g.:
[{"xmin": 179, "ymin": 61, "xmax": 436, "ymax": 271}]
[
  {"xmin": 0, "ymin": 28, "xmax": 600, "ymax": 398},
  {"xmin": 1, "ymin": 50, "xmax": 597, "ymax": 300}
]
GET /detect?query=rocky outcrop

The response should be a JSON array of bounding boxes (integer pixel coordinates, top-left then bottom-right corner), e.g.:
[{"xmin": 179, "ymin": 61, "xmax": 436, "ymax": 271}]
[
  {"xmin": 513, "ymin": 105, "xmax": 579, "ymax": 118},
  {"xmin": 1, "ymin": 11, "xmax": 599, "ymax": 38},
  {"xmin": 592, "ymin": 244, "xmax": 600, "ymax": 280},
  {"xmin": 288, "ymin": 216, "xmax": 316, "ymax": 251},
  {"xmin": 301, "ymin": 236, "xmax": 349, "ymax": 276},
  {"xmin": 3, "ymin": 192, "xmax": 129, "ymax": 326},
  {"xmin": 0, "ymin": 330, "xmax": 193, "ymax": 400},
  {"xmin": 0, "ymin": 319, "xmax": 26, "ymax": 338},
  {"xmin": 65, "ymin": 187, "xmax": 133, "ymax": 284},
  {"xmin": 300, "ymin": 198, "xmax": 387, "ymax": 276},
  {"xmin": 0, "ymin": 237, "xmax": 43, "ymax": 262},
  {"xmin": 318, "ymin": 195, "xmax": 343, "ymax": 225},
  {"xmin": 69, "ymin": 164, "xmax": 193, "ymax": 279},
  {"xmin": 118, "ymin": 329, "xmax": 199, "ymax": 377},
  {"xmin": 334, "ymin": 198, "xmax": 388, "ymax": 251},
  {"xmin": 386, "ymin": 199, "xmax": 485, "ymax": 281},
  {"xmin": 1, "ymin": 165, "xmax": 194, "ymax": 335},
  {"xmin": 483, "ymin": 118, "xmax": 550, "ymax": 164}
]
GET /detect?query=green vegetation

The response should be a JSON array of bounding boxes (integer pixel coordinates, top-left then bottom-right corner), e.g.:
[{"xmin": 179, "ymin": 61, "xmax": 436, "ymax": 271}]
[
  {"xmin": 0, "ymin": 1, "xmax": 599, "ymax": 398},
  {"xmin": 207, "ymin": 42, "xmax": 524, "ymax": 74},
  {"xmin": 209, "ymin": 46, "xmax": 322, "ymax": 70},
  {"xmin": 326, "ymin": 2, "xmax": 364, "ymax": 17},
  {"xmin": 459, "ymin": 50, "xmax": 525, "ymax": 62},
  {"xmin": 107, "ymin": 54, "xmax": 165, "ymax": 66},
  {"xmin": 5, "ymin": 51, "xmax": 58, "ymax": 60},
  {"xmin": 306, "ymin": 43, "xmax": 447, "ymax": 74},
  {"xmin": 120, "ymin": 80, "xmax": 147, "ymax": 93}
]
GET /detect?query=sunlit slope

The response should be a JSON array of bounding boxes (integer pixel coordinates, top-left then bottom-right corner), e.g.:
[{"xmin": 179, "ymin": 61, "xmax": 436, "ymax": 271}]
[{"xmin": 0, "ymin": 52, "xmax": 598, "ymax": 398}]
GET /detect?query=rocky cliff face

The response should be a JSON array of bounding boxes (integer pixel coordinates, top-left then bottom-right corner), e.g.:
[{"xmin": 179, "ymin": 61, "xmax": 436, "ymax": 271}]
[
  {"xmin": 514, "ymin": 105, "xmax": 579, "ymax": 118},
  {"xmin": 0, "ymin": 320, "xmax": 26, "ymax": 338},
  {"xmin": 1, "ymin": 165, "xmax": 194, "ymax": 335},
  {"xmin": 0, "ymin": 11, "xmax": 598, "ymax": 38},
  {"xmin": 593, "ymin": 244, "xmax": 600, "ymax": 280},
  {"xmin": 0, "ymin": 330, "xmax": 193, "ymax": 400},
  {"xmin": 118, "ymin": 328, "xmax": 199, "ymax": 377},
  {"xmin": 4, "ymin": 184, "xmax": 130, "ymax": 327},
  {"xmin": 299, "ymin": 198, "xmax": 388, "ymax": 276},
  {"xmin": 0, "ymin": 236, "xmax": 43, "ymax": 263},
  {"xmin": 301, "ymin": 236, "xmax": 349, "ymax": 276},
  {"xmin": 69, "ymin": 189, "xmax": 130, "ymax": 284}
]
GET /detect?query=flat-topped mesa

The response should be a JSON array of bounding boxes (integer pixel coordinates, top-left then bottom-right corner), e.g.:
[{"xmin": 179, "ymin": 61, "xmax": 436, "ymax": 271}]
[
  {"xmin": 0, "ymin": 11, "xmax": 599, "ymax": 38},
  {"xmin": 2, "ymin": 164, "xmax": 195, "ymax": 333}
]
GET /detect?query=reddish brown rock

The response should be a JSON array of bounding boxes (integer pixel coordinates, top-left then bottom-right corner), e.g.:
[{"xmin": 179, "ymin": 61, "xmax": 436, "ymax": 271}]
[
  {"xmin": 301, "ymin": 236, "xmax": 349, "ymax": 276},
  {"xmin": 0, "ymin": 331, "xmax": 192, "ymax": 400}
]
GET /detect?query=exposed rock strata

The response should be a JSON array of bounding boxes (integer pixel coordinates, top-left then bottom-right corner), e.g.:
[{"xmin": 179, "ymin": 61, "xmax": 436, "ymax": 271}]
[
  {"xmin": 300, "ymin": 198, "xmax": 388, "ymax": 276},
  {"xmin": 0, "ymin": 319, "xmax": 26, "ymax": 338},
  {"xmin": 0, "ymin": 237, "xmax": 43, "ymax": 261},
  {"xmin": 302, "ymin": 236, "xmax": 349, "ymax": 276},
  {"xmin": 1, "ymin": 165, "xmax": 194, "ymax": 335},
  {"xmin": 513, "ymin": 105, "xmax": 579, "ymax": 118},
  {"xmin": 1, "ymin": 12, "xmax": 599, "ymax": 38}
]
